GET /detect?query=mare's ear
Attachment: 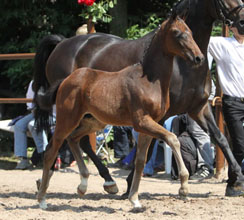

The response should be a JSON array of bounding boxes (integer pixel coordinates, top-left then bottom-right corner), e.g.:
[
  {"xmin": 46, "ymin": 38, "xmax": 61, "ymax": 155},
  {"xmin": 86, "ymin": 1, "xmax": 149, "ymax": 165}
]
[
  {"xmin": 171, "ymin": 7, "xmax": 178, "ymax": 21},
  {"xmin": 172, "ymin": 0, "xmax": 189, "ymax": 21}
]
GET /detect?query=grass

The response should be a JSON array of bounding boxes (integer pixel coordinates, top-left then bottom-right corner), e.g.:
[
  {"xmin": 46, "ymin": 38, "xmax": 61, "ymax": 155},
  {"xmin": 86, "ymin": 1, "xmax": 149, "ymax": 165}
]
[
  {"xmin": 0, "ymin": 147, "xmax": 34, "ymax": 170},
  {"xmin": 0, "ymin": 153, "xmax": 18, "ymax": 170}
]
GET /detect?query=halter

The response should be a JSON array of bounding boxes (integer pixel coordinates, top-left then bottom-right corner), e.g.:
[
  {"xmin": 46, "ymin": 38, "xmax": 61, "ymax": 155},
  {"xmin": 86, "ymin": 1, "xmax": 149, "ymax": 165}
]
[{"xmin": 214, "ymin": 0, "xmax": 244, "ymax": 26}]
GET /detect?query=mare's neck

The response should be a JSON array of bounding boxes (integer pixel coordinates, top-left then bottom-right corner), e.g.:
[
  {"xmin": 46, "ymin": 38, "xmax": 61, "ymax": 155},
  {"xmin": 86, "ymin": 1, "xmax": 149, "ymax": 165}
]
[
  {"xmin": 186, "ymin": 0, "xmax": 215, "ymax": 54},
  {"xmin": 142, "ymin": 27, "xmax": 174, "ymax": 82}
]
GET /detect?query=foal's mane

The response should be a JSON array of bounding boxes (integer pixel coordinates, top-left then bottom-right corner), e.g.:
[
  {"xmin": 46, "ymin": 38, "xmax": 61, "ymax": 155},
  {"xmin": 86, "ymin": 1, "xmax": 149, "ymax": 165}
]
[{"xmin": 139, "ymin": 25, "xmax": 162, "ymax": 65}]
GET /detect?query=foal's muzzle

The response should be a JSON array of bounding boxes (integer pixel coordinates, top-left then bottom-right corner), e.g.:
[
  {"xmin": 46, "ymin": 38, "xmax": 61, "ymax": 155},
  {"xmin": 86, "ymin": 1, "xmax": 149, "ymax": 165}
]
[{"xmin": 194, "ymin": 55, "xmax": 205, "ymax": 65}]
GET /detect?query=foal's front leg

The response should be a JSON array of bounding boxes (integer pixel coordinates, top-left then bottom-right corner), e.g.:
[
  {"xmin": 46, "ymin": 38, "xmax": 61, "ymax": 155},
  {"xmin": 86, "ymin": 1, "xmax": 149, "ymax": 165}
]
[{"xmin": 129, "ymin": 115, "xmax": 189, "ymax": 208}]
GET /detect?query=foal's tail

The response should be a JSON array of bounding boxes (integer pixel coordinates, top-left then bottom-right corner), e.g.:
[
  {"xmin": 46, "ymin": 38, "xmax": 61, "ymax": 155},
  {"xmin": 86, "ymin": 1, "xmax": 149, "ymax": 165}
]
[{"xmin": 33, "ymin": 34, "xmax": 65, "ymax": 132}]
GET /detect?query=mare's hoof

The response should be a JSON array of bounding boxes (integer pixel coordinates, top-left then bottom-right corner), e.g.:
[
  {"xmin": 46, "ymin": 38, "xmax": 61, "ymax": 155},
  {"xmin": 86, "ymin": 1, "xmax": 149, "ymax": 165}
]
[
  {"xmin": 234, "ymin": 180, "xmax": 244, "ymax": 191},
  {"xmin": 103, "ymin": 182, "xmax": 119, "ymax": 194},
  {"xmin": 179, "ymin": 187, "xmax": 188, "ymax": 197},
  {"xmin": 120, "ymin": 192, "xmax": 129, "ymax": 200}
]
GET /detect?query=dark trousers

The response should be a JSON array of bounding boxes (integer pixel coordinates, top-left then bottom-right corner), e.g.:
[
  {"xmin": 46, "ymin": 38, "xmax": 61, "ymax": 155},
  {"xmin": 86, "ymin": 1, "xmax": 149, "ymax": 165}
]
[
  {"xmin": 113, "ymin": 126, "xmax": 132, "ymax": 159},
  {"xmin": 222, "ymin": 95, "xmax": 244, "ymax": 186}
]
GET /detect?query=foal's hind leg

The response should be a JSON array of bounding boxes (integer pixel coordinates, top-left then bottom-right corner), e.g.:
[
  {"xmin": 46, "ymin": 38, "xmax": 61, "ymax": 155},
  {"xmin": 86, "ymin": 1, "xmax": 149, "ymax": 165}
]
[
  {"xmin": 129, "ymin": 133, "xmax": 153, "ymax": 208},
  {"xmin": 66, "ymin": 136, "xmax": 90, "ymax": 196},
  {"xmin": 36, "ymin": 137, "xmax": 64, "ymax": 209},
  {"xmin": 68, "ymin": 117, "xmax": 119, "ymax": 194}
]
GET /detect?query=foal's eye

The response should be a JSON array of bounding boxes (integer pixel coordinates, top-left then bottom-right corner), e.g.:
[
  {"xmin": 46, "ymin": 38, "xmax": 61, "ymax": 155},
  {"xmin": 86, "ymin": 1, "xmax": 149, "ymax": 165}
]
[{"xmin": 172, "ymin": 29, "xmax": 181, "ymax": 38}]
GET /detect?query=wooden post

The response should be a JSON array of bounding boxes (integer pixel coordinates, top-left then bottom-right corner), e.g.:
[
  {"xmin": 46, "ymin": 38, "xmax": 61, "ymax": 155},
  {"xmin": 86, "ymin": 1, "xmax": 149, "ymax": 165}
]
[
  {"xmin": 215, "ymin": 98, "xmax": 226, "ymax": 178},
  {"xmin": 214, "ymin": 24, "xmax": 229, "ymax": 178},
  {"xmin": 87, "ymin": 16, "xmax": 95, "ymax": 33},
  {"xmin": 89, "ymin": 132, "xmax": 97, "ymax": 154},
  {"xmin": 86, "ymin": 16, "xmax": 96, "ymax": 154}
]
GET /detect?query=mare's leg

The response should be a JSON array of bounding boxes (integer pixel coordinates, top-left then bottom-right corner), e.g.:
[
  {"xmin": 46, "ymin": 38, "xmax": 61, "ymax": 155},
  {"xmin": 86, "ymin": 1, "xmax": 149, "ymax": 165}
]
[
  {"xmin": 68, "ymin": 117, "xmax": 119, "ymax": 194},
  {"xmin": 189, "ymin": 103, "xmax": 244, "ymax": 189},
  {"xmin": 80, "ymin": 136, "xmax": 118, "ymax": 194},
  {"xmin": 129, "ymin": 115, "xmax": 189, "ymax": 208}
]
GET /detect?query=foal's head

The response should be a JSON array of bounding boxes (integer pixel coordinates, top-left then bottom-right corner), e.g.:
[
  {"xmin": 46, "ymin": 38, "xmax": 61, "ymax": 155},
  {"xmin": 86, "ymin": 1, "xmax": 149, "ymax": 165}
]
[{"xmin": 162, "ymin": 14, "xmax": 204, "ymax": 65}]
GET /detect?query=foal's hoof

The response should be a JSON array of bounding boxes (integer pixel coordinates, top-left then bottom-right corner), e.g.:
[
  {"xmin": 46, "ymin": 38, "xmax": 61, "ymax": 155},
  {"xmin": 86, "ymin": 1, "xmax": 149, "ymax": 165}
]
[
  {"xmin": 103, "ymin": 182, "xmax": 119, "ymax": 194},
  {"xmin": 77, "ymin": 184, "xmax": 87, "ymax": 197},
  {"xmin": 39, "ymin": 199, "xmax": 48, "ymax": 210},
  {"xmin": 129, "ymin": 198, "xmax": 142, "ymax": 209},
  {"xmin": 179, "ymin": 187, "xmax": 188, "ymax": 197}
]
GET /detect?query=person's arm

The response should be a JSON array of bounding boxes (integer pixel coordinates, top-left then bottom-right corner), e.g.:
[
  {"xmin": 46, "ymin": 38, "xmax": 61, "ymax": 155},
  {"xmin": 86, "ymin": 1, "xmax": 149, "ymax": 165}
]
[
  {"xmin": 26, "ymin": 80, "xmax": 35, "ymax": 110},
  {"xmin": 208, "ymin": 37, "xmax": 225, "ymax": 63}
]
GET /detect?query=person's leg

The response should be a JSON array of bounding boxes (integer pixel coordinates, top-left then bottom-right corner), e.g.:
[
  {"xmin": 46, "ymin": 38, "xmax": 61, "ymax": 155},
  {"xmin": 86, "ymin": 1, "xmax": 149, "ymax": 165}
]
[
  {"xmin": 122, "ymin": 146, "xmax": 136, "ymax": 165},
  {"xmin": 14, "ymin": 113, "xmax": 33, "ymax": 169},
  {"xmin": 154, "ymin": 141, "xmax": 165, "ymax": 170},
  {"xmin": 222, "ymin": 99, "xmax": 244, "ymax": 188},
  {"xmin": 14, "ymin": 113, "xmax": 33, "ymax": 157},
  {"xmin": 113, "ymin": 126, "xmax": 131, "ymax": 159},
  {"xmin": 28, "ymin": 115, "xmax": 48, "ymax": 154},
  {"xmin": 143, "ymin": 140, "xmax": 159, "ymax": 176},
  {"xmin": 187, "ymin": 116, "xmax": 214, "ymax": 171}
]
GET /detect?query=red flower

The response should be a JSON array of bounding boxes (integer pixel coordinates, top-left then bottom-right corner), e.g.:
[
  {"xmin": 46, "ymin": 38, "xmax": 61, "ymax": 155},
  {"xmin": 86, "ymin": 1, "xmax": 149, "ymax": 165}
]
[
  {"xmin": 78, "ymin": 0, "xmax": 95, "ymax": 6},
  {"xmin": 85, "ymin": 0, "xmax": 95, "ymax": 6},
  {"xmin": 77, "ymin": 0, "xmax": 86, "ymax": 5}
]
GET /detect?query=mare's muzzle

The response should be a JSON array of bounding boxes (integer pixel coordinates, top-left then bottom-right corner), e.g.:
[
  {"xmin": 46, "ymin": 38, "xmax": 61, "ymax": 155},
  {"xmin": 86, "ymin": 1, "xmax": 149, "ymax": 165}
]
[{"xmin": 232, "ymin": 19, "xmax": 244, "ymax": 35}]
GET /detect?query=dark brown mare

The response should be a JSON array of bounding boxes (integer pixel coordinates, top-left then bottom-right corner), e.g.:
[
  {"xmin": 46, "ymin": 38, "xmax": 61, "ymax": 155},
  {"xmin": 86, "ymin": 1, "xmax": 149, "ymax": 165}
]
[
  {"xmin": 36, "ymin": 14, "xmax": 204, "ymax": 209},
  {"xmin": 34, "ymin": 0, "xmax": 244, "ymax": 205}
]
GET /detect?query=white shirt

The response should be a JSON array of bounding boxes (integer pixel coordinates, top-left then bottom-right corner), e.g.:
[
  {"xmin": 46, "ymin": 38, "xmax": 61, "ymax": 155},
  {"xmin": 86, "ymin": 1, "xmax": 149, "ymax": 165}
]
[
  {"xmin": 208, "ymin": 36, "xmax": 244, "ymax": 98},
  {"xmin": 26, "ymin": 80, "xmax": 35, "ymax": 110}
]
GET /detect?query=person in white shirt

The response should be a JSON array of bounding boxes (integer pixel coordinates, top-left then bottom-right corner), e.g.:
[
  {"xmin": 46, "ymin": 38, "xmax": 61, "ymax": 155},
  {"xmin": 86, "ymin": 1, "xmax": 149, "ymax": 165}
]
[
  {"xmin": 208, "ymin": 25, "xmax": 244, "ymax": 196},
  {"xmin": 14, "ymin": 80, "xmax": 48, "ymax": 169}
]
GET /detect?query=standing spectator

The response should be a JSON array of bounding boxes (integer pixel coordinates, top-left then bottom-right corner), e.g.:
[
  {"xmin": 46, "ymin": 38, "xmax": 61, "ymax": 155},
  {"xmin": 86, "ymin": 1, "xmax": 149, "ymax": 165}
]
[
  {"xmin": 208, "ymin": 25, "xmax": 244, "ymax": 196},
  {"xmin": 14, "ymin": 80, "xmax": 48, "ymax": 169}
]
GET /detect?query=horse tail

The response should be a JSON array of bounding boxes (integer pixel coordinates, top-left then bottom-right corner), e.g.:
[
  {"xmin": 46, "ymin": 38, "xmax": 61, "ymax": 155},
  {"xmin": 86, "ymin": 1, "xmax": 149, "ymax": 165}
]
[
  {"xmin": 36, "ymin": 79, "xmax": 63, "ymax": 111},
  {"xmin": 33, "ymin": 34, "xmax": 65, "ymax": 132}
]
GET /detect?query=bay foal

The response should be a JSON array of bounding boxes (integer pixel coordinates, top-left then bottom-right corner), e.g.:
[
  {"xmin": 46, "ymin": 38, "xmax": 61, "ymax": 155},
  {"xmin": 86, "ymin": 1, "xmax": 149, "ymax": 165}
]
[{"xmin": 37, "ymin": 15, "xmax": 204, "ymax": 209}]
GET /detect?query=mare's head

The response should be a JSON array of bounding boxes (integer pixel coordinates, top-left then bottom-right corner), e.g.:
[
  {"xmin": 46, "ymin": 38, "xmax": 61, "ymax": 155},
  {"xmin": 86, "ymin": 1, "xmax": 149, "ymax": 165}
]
[
  {"xmin": 212, "ymin": 0, "xmax": 244, "ymax": 35},
  {"xmin": 162, "ymin": 13, "xmax": 204, "ymax": 65}
]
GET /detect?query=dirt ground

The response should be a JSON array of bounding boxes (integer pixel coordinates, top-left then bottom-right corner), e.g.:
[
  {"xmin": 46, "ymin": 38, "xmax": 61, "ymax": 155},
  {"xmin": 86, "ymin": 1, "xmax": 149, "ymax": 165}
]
[{"xmin": 0, "ymin": 163, "xmax": 244, "ymax": 220}]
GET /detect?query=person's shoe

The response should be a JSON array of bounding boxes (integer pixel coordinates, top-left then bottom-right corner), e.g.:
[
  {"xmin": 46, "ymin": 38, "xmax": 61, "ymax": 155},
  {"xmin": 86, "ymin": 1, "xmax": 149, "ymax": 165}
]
[
  {"xmin": 108, "ymin": 157, "xmax": 125, "ymax": 168},
  {"xmin": 225, "ymin": 186, "xmax": 244, "ymax": 197},
  {"xmin": 69, "ymin": 160, "xmax": 77, "ymax": 167},
  {"xmin": 142, "ymin": 173, "xmax": 152, "ymax": 177},
  {"xmin": 189, "ymin": 166, "xmax": 213, "ymax": 180},
  {"xmin": 15, "ymin": 158, "xmax": 32, "ymax": 170},
  {"xmin": 154, "ymin": 165, "xmax": 165, "ymax": 173},
  {"xmin": 54, "ymin": 157, "xmax": 62, "ymax": 170}
]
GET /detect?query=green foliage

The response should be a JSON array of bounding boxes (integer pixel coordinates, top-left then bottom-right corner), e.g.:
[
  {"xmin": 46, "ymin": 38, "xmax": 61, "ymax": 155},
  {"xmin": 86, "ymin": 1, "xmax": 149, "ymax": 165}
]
[
  {"xmin": 126, "ymin": 13, "xmax": 162, "ymax": 40},
  {"xmin": 79, "ymin": 0, "xmax": 117, "ymax": 23},
  {"xmin": 0, "ymin": 0, "xmax": 83, "ymax": 96}
]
